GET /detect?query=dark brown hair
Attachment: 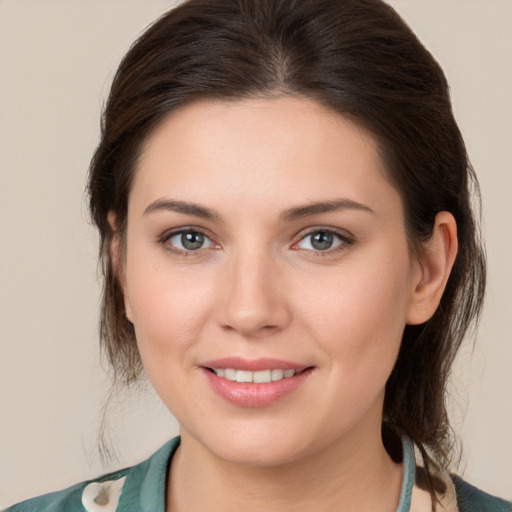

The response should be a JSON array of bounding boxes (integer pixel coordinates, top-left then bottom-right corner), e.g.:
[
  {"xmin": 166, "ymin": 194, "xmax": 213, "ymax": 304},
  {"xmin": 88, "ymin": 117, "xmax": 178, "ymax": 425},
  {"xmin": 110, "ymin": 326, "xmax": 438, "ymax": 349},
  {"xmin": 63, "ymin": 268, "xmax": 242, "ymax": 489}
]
[{"xmin": 88, "ymin": 0, "xmax": 486, "ymax": 504}]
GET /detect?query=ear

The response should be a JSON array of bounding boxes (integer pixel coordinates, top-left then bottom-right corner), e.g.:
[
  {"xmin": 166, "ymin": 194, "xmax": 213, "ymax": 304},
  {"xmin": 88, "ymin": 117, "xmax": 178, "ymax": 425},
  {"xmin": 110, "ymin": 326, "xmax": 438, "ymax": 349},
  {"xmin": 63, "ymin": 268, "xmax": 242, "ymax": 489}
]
[
  {"xmin": 107, "ymin": 212, "xmax": 133, "ymax": 323},
  {"xmin": 406, "ymin": 211, "xmax": 458, "ymax": 325}
]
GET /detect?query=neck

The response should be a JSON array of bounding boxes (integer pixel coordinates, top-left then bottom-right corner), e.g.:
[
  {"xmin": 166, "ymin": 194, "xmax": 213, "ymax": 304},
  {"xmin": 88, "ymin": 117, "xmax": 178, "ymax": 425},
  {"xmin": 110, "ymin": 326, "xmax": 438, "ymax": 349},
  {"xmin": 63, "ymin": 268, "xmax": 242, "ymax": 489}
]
[{"xmin": 167, "ymin": 422, "xmax": 403, "ymax": 512}]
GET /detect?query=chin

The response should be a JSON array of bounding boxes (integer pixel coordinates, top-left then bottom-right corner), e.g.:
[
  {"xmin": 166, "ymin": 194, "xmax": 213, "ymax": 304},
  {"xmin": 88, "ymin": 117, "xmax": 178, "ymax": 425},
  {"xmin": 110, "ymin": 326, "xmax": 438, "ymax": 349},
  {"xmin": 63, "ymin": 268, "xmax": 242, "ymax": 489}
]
[
  {"xmin": 216, "ymin": 440, "xmax": 307, "ymax": 468},
  {"xmin": 185, "ymin": 419, "xmax": 324, "ymax": 468}
]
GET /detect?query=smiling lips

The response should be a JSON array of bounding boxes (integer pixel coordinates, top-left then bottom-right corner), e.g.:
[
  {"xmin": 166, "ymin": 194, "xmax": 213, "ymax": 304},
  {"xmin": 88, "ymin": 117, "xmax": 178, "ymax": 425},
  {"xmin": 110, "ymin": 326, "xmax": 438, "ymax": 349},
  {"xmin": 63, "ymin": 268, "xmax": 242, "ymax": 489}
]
[
  {"xmin": 210, "ymin": 368, "xmax": 300, "ymax": 383},
  {"xmin": 202, "ymin": 358, "xmax": 313, "ymax": 407}
]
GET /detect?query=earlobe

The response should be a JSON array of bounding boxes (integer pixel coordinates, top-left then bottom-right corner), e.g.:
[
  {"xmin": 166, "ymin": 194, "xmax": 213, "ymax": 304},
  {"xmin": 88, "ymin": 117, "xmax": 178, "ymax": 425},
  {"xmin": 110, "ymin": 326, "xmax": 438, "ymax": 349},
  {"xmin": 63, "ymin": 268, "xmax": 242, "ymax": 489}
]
[
  {"xmin": 107, "ymin": 212, "xmax": 133, "ymax": 323},
  {"xmin": 406, "ymin": 212, "xmax": 458, "ymax": 325}
]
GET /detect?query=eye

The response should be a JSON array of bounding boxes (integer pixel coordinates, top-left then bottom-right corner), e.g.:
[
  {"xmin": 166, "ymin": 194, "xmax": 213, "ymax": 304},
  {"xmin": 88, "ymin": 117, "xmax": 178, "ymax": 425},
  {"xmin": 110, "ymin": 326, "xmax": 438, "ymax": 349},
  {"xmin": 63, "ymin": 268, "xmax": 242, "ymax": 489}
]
[
  {"xmin": 295, "ymin": 229, "xmax": 350, "ymax": 252},
  {"xmin": 165, "ymin": 230, "xmax": 215, "ymax": 252}
]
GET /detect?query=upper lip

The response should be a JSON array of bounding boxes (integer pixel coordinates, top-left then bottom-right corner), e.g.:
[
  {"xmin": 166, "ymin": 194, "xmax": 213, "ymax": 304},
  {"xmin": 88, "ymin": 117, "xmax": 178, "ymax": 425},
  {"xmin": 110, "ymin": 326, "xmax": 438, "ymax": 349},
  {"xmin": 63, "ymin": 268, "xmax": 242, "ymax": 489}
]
[{"xmin": 200, "ymin": 357, "xmax": 310, "ymax": 372}]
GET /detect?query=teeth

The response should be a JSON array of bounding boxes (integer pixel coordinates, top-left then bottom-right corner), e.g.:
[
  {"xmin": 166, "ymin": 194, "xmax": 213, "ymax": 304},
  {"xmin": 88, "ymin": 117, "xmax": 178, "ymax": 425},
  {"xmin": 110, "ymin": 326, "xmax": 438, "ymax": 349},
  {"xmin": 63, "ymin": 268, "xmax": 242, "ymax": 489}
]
[
  {"xmin": 212, "ymin": 368, "xmax": 298, "ymax": 382},
  {"xmin": 271, "ymin": 369, "xmax": 284, "ymax": 380},
  {"xmin": 235, "ymin": 370, "xmax": 253, "ymax": 383},
  {"xmin": 253, "ymin": 370, "xmax": 272, "ymax": 383},
  {"xmin": 224, "ymin": 368, "xmax": 236, "ymax": 380}
]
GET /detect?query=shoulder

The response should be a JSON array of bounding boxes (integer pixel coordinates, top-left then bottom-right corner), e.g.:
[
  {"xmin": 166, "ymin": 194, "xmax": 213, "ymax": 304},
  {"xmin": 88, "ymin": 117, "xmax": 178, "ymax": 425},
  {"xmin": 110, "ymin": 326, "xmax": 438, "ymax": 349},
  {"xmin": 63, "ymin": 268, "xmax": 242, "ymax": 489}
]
[
  {"xmin": 2, "ymin": 437, "xmax": 180, "ymax": 512},
  {"xmin": 452, "ymin": 475, "xmax": 512, "ymax": 512},
  {"xmin": 2, "ymin": 471, "xmax": 127, "ymax": 512}
]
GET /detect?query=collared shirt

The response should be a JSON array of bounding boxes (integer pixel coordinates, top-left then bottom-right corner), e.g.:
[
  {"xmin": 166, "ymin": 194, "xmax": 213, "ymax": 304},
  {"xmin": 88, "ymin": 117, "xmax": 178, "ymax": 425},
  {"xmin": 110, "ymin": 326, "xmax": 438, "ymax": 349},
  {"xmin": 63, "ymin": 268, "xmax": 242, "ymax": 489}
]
[{"xmin": 4, "ymin": 436, "xmax": 511, "ymax": 512}]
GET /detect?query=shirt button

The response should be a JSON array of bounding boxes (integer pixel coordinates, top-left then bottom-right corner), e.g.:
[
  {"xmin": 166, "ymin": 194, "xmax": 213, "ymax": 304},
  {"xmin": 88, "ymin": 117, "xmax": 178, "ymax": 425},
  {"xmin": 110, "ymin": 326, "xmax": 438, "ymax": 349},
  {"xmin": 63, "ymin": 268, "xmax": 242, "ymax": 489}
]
[{"xmin": 81, "ymin": 477, "xmax": 126, "ymax": 512}]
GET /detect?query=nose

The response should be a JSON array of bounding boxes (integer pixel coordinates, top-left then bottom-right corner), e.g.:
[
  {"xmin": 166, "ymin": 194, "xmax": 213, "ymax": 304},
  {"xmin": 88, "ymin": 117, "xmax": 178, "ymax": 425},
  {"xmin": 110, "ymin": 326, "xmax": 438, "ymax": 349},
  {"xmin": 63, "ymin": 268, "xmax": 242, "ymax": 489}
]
[{"xmin": 217, "ymin": 248, "xmax": 292, "ymax": 338}]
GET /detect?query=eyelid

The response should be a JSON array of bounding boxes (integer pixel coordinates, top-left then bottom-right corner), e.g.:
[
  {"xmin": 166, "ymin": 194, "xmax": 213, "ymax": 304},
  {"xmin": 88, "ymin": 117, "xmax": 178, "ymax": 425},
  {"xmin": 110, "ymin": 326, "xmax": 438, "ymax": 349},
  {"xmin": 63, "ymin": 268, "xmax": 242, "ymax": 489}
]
[
  {"xmin": 157, "ymin": 225, "xmax": 353, "ymax": 255},
  {"xmin": 291, "ymin": 226, "xmax": 355, "ymax": 252},
  {"xmin": 158, "ymin": 226, "xmax": 220, "ymax": 254}
]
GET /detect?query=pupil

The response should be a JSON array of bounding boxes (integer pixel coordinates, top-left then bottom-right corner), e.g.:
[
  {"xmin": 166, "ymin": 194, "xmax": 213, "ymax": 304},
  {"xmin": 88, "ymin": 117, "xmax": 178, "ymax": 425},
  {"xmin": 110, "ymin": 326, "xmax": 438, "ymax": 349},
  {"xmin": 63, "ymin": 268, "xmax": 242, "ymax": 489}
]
[
  {"xmin": 182, "ymin": 232, "xmax": 204, "ymax": 250},
  {"xmin": 312, "ymin": 231, "xmax": 333, "ymax": 250}
]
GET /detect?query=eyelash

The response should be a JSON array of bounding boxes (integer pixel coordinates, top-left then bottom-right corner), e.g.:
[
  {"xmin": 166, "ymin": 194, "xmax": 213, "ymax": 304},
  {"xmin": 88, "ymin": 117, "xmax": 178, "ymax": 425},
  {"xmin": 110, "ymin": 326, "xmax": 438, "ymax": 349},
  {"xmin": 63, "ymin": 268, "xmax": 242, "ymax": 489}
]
[
  {"xmin": 159, "ymin": 227, "xmax": 218, "ymax": 257},
  {"xmin": 292, "ymin": 227, "xmax": 354, "ymax": 256},
  {"xmin": 158, "ymin": 226, "xmax": 354, "ymax": 257}
]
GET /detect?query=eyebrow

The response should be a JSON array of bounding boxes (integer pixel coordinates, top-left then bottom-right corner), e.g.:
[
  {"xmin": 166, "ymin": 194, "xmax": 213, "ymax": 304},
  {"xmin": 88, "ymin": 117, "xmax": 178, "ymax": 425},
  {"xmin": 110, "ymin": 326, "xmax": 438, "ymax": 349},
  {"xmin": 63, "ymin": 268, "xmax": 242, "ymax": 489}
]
[
  {"xmin": 142, "ymin": 198, "xmax": 373, "ymax": 223},
  {"xmin": 143, "ymin": 199, "xmax": 222, "ymax": 222},
  {"xmin": 280, "ymin": 199, "xmax": 374, "ymax": 222}
]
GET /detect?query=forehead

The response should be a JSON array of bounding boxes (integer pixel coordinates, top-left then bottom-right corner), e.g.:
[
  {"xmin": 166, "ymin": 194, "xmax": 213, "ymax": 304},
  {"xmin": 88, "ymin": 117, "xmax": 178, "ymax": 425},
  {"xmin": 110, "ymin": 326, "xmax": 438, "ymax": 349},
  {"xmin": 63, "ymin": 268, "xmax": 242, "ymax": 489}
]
[{"xmin": 131, "ymin": 96, "xmax": 399, "ymax": 217}]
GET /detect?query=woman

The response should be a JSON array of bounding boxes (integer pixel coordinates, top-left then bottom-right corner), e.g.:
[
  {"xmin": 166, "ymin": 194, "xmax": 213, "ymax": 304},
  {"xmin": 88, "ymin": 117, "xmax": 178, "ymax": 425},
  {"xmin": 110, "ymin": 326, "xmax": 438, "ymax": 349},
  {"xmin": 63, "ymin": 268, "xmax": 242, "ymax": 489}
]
[{"xmin": 4, "ymin": 0, "xmax": 510, "ymax": 511}]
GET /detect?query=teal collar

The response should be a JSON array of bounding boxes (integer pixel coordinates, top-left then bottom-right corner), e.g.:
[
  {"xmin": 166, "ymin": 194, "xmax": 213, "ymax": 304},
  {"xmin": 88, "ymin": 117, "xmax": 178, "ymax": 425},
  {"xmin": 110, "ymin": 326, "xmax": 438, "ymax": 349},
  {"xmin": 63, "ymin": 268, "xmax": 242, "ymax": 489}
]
[
  {"xmin": 120, "ymin": 435, "xmax": 416, "ymax": 511},
  {"xmin": 396, "ymin": 435, "xmax": 416, "ymax": 512},
  {"xmin": 116, "ymin": 437, "xmax": 180, "ymax": 512}
]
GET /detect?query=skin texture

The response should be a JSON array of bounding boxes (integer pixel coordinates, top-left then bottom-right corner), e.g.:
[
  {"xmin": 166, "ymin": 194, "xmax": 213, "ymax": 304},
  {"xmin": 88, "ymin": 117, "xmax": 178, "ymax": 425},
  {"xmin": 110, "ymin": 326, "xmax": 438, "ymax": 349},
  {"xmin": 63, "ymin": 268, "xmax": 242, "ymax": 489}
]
[{"xmin": 113, "ymin": 96, "xmax": 457, "ymax": 511}]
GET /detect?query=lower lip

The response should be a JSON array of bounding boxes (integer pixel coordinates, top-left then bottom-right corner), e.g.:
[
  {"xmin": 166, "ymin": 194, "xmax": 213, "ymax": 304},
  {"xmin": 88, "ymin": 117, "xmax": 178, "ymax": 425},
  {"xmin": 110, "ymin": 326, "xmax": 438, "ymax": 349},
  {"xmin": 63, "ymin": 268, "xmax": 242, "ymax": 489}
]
[{"xmin": 202, "ymin": 368, "xmax": 313, "ymax": 407}]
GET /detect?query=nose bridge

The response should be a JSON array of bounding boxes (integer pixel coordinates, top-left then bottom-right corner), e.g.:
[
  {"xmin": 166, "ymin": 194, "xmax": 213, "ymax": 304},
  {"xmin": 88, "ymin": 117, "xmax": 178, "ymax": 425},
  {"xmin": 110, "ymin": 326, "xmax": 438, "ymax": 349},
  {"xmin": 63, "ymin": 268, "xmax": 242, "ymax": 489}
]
[{"xmin": 219, "ymin": 241, "xmax": 290, "ymax": 336}]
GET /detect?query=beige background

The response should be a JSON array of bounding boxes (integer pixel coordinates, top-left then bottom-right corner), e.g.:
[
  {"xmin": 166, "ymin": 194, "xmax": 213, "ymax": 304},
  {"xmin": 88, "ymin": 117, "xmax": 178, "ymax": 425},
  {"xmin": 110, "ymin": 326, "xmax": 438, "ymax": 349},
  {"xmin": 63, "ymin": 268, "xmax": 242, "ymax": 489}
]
[{"xmin": 0, "ymin": 0, "xmax": 510, "ymax": 507}]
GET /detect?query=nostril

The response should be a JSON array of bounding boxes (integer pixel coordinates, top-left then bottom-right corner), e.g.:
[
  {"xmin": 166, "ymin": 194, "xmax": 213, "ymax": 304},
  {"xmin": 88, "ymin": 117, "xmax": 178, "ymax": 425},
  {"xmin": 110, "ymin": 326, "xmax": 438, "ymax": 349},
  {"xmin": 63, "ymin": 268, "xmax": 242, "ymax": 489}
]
[{"xmin": 217, "ymin": 287, "xmax": 292, "ymax": 337}]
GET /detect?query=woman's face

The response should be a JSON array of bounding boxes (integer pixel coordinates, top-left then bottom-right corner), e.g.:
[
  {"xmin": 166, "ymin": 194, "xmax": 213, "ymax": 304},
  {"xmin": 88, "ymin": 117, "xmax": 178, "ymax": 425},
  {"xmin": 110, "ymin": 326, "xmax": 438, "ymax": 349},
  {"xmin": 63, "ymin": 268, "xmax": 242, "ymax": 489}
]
[{"xmin": 121, "ymin": 96, "xmax": 424, "ymax": 466}]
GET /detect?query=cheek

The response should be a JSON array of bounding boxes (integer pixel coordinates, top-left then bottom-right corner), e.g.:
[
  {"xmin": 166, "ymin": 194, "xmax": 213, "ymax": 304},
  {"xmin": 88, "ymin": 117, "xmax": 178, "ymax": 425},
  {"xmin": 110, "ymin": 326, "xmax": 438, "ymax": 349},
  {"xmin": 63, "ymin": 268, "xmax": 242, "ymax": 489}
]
[
  {"xmin": 124, "ymin": 255, "xmax": 216, "ymax": 370},
  {"xmin": 124, "ymin": 264, "xmax": 218, "ymax": 417},
  {"xmin": 298, "ymin": 250, "xmax": 412, "ymax": 380}
]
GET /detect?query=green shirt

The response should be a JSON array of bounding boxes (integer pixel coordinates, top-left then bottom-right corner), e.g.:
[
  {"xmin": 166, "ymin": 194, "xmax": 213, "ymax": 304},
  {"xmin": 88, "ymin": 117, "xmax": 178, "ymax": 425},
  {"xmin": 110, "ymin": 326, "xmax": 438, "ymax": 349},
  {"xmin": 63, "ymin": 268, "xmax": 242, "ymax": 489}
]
[{"xmin": 4, "ymin": 436, "xmax": 511, "ymax": 512}]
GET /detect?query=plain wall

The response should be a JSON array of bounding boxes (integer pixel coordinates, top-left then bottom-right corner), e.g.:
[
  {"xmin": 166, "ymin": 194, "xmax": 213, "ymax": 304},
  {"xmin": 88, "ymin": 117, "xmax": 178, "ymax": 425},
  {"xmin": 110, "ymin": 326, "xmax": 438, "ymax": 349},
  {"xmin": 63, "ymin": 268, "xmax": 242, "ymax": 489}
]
[{"xmin": 1, "ymin": 0, "xmax": 511, "ymax": 506}]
